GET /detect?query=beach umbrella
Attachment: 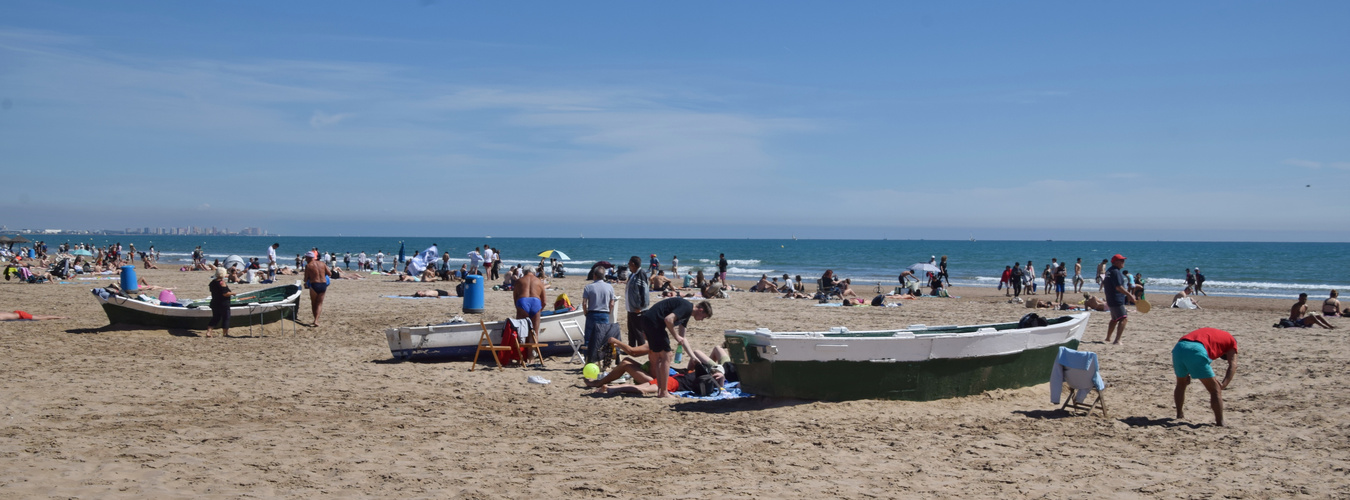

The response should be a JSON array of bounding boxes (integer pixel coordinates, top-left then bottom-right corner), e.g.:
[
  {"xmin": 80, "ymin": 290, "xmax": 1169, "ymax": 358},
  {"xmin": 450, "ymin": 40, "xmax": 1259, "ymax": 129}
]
[
  {"xmin": 537, "ymin": 249, "xmax": 571, "ymax": 260},
  {"xmin": 70, "ymin": 249, "xmax": 94, "ymax": 257},
  {"xmin": 908, "ymin": 263, "xmax": 941, "ymax": 275},
  {"xmin": 5, "ymin": 235, "xmax": 29, "ymax": 244}
]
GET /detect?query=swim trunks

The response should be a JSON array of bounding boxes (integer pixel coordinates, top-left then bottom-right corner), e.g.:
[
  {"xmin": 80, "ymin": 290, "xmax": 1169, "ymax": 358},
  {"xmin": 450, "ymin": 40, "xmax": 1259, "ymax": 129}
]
[
  {"xmin": 308, "ymin": 282, "xmax": 329, "ymax": 294},
  {"xmin": 436, "ymin": 289, "xmax": 450, "ymax": 297},
  {"xmin": 515, "ymin": 297, "xmax": 543, "ymax": 315},
  {"xmin": 14, "ymin": 310, "xmax": 32, "ymax": 320},
  {"xmin": 1108, "ymin": 304, "xmax": 1127, "ymax": 320},
  {"xmin": 1172, "ymin": 340, "xmax": 1215, "ymax": 379},
  {"xmin": 647, "ymin": 375, "xmax": 681, "ymax": 392}
]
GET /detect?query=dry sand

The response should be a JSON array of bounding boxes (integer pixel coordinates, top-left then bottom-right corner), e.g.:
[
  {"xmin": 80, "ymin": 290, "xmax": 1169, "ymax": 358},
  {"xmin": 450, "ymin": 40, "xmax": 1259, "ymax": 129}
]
[{"xmin": 2, "ymin": 268, "xmax": 1348, "ymax": 497}]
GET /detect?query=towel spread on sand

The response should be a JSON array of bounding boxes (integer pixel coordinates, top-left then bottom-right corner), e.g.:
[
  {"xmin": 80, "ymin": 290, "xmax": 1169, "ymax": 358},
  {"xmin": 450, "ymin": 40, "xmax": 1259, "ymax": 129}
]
[
  {"xmin": 381, "ymin": 295, "xmax": 459, "ymax": 300},
  {"xmin": 674, "ymin": 382, "xmax": 751, "ymax": 400}
]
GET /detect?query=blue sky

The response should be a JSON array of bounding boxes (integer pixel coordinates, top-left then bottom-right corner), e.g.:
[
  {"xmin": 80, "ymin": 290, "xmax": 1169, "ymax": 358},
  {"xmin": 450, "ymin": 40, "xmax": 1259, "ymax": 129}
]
[{"xmin": 2, "ymin": 2, "xmax": 1348, "ymax": 241}]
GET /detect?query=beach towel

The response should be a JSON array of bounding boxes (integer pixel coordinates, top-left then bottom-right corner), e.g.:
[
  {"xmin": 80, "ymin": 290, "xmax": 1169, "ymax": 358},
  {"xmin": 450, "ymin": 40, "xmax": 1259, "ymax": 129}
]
[
  {"xmin": 1172, "ymin": 298, "xmax": 1198, "ymax": 309},
  {"xmin": 1050, "ymin": 347, "xmax": 1105, "ymax": 404},
  {"xmin": 674, "ymin": 382, "xmax": 751, "ymax": 400}
]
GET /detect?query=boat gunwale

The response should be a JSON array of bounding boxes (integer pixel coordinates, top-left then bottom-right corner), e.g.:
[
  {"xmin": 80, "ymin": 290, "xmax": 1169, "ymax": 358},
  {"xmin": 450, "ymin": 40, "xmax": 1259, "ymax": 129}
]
[{"xmin": 723, "ymin": 313, "xmax": 1088, "ymax": 340}]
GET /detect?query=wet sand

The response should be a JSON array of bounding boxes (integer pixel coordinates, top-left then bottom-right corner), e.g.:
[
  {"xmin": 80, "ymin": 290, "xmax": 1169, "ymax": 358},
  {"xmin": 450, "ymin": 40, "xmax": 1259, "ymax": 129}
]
[{"xmin": 1, "ymin": 268, "xmax": 1347, "ymax": 497}]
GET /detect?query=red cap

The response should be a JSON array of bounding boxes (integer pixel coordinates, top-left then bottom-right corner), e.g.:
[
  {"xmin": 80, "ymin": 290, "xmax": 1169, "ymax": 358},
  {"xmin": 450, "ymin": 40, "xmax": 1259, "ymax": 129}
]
[
  {"xmin": 1111, "ymin": 254, "xmax": 1126, "ymax": 261},
  {"xmin": 651, "ymin": 254, "xmax": 656, "ymax": 257}
]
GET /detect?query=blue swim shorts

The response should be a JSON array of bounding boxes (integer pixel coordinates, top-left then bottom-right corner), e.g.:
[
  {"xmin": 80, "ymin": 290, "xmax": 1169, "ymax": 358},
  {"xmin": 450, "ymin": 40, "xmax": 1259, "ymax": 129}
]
[
  {"xmin": 1056, "ymin": 283, "xmax": 1066, "ymax": 293},
  {"xmin": 1172, "ymin": 340, "xmax": 1215, "ymax": 379},
  {"xmin": 308, "ymin": 282, "xmax": 329, "ymax": 294},
  {"xmin": 515, "ymin": 297, "xmax": 543, "ymax": 315}
]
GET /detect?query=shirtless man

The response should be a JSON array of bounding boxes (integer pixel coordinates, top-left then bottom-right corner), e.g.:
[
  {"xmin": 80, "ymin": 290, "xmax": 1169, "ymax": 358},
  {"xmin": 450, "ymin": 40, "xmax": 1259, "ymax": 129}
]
[
  {"xmin": 303, "ymin": 252, "xmax": 329, "ymax": 327},
  {"xmin": 404, "ymin": 289, "xmax": 455, "ymax": 298},
  {"xmin": 1082, "ymin": 294, "xmax": 1108, "ymax": 312},
  {"xmin": 1073, "ymin": 258, "xmax": 1084, "ymax": 293},
  {"xmin": 513, "ymin": 271, "xmax": 547, "ymax": 337},
  {"xmin": 1095, "ymin": 259, "xmax": 1108, "ymax": 292},
  {"xmin": 1324, "ymin": 290, "xmax": 1341, "ymax": 317},
  {"xmin": 1291, "ymin": 293, "xmax": 1336, "ymax": 329},
  {"xmin": 1172, "ymin": 287, "xmax": 1201, "ymax": 309}
]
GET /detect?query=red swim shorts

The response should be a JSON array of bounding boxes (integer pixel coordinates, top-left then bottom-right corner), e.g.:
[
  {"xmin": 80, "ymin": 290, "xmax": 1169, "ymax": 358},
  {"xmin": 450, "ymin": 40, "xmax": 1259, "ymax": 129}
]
[
  {"xmin": 14, "ymin": 310, "xmax": 32, "ymax": 320},
  {"xmin": 647, "ymin": 376, "xmax": 680, "ymax": 392}
]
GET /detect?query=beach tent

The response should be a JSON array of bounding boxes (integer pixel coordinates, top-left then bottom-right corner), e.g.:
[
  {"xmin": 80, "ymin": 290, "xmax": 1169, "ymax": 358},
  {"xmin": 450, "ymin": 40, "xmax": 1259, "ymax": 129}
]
[{"xmin": 224, "ymin": 255, "xmax": 246, "ymax": 270}]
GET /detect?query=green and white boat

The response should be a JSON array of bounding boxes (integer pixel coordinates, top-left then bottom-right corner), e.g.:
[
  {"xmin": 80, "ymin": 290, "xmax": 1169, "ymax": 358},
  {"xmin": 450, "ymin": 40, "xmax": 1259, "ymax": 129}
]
[
  {"xmin": 723, "ymin": 313, "xmax": 1089, "ymax": 401},
  {"xmin": 92, "ymin": 281, "xmax": 303, "ymax": 330}
]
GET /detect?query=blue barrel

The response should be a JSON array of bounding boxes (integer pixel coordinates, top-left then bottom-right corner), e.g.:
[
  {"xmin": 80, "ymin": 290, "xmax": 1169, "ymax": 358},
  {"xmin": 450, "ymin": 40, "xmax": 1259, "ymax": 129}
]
[
  {"xmin": 462, "ymin": 274, "xmax": 484, "ymax": 314},
  {"xmin": 120, "ymin": 265, "xmax": 138, "ymax": 293}
]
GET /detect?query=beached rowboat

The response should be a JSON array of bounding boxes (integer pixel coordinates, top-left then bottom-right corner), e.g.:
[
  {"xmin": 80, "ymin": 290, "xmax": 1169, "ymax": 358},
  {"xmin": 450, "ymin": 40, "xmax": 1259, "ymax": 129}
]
[
  {"xmin": 92, "ymin": 281, "xmax": 302, "ymax": 330},
  {"xmin": 385, "ymin": 308, "xmax": 585, "ymax": 361},
  {"xmin": 722, "ymin": 313, "xmax": 1089, "ymax": 401}
]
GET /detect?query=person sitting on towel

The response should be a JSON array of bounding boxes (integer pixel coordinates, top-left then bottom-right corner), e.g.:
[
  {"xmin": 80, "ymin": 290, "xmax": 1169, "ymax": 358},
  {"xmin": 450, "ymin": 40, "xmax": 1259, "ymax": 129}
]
[{"xmin": 1324, "ymin": 290, "xmax": 1341, "ymax": 317}]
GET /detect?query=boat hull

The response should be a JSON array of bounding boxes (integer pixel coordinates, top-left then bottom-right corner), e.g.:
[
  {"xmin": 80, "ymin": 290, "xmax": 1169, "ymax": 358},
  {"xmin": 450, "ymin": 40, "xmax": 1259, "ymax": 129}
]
[
  {"xmin": 94, "ymin": 283, "xmax": 302, "ymax": 330},
  {"xmin": 385, "ymin": 308, "xmax": 585, "ymax": 362},
  {"xmin": 723, "ymin": 313, "xmax": 1088, "ymax": 401}
]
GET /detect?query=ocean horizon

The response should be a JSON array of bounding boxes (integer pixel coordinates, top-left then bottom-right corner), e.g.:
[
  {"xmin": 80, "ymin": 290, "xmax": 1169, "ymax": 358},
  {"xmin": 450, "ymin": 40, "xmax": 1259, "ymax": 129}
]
[{"xmin": 32, "ymin": 235, "xmax": 1348, "ymax": 301}]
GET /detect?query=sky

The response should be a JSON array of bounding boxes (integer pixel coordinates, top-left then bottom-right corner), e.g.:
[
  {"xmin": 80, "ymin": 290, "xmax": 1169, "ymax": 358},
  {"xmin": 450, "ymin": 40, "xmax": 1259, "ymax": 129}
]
[{"xmin": 2, "ymin": 1, "xmax": 1348, "ymax": 241}]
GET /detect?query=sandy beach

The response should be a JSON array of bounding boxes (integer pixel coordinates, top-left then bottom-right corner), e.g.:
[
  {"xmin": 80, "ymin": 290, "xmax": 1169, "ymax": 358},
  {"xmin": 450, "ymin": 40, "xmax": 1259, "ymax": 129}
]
[{"xmin": 2, "ymin": 268, "xmax": 1347, "ymax": 498}]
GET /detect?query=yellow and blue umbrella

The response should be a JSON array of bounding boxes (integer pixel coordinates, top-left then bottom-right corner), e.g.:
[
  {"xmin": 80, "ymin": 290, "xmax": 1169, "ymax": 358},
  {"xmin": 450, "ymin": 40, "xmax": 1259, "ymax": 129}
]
[{"xmin": 537, "ymin": 249, "xmax": 571, "ymax": 260}]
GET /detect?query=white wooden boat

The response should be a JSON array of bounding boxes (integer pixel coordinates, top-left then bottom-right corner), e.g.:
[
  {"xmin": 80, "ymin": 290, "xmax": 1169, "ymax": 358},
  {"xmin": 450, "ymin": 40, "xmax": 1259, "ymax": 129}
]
[
  {"xmin": 92, "ymin": 281, "xmax": 302, "ymax": 330},
  {"xmin": 385, "ymin": 308, "xmax": 585, "ymax": 361},
  {"xmin": 722, "ymin": 313, "xmax": 1090, "ymax": 401}
]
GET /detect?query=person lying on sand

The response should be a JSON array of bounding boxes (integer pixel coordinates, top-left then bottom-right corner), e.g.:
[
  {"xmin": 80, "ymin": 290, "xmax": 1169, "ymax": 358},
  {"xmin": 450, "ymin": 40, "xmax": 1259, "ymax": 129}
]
[
  {"xmin": 402, "ymin": 289, "xmax": 456, "ymax": 298},
  {"xmin": 1291, "ymin": 293, "xmax": 1335, "ymax": 329},
  {"xmin": 2, "ymin": 311, "xmax": 68, "ymax": 321},
  {"xmin": 1082, "ymin": 294, "xmax": 1108, "ymax": 312},
  {"xmin": 587, "ymin": 346, "xmax": 731, "ymax": 395}
]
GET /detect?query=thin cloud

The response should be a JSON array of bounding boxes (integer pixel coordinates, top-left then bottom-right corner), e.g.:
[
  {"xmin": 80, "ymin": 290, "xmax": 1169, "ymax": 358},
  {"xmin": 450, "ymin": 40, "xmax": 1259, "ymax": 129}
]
[
  {"xmin": 309, "ymin": 111, "xmax": 355, "ymax": 128},
  {"xmin": 1284, "ymin": 158, "xmax": 1323, "ymax": 168}
]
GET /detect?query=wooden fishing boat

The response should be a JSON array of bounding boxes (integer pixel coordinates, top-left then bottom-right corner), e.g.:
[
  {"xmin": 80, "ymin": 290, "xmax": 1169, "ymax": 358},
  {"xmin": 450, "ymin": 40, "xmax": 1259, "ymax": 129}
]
[
  {"xmin": 385, "ymin": 308, "xmax": 585, "ymax": 361},
  {"xmin": 92, "ymin": 281, "xmax": 302, "ymax": 329},
  {"xmin": 722, "ymin": 313, "xmax": 1089, "ymax": 401}
]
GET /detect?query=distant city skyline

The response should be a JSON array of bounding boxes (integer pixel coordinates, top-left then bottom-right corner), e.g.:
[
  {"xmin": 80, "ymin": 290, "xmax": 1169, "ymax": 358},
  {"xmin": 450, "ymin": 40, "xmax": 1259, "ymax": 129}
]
[{"xmin": 3, "ymin": 2, "xmax": 1347, "ymax": 242}]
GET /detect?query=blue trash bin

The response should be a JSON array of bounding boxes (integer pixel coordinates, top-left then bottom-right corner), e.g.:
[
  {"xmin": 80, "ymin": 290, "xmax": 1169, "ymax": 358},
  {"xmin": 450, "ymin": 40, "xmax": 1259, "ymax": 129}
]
[
  {"xmin": 462, "ymin": 274, "xmax": 484, "ymax": 314},
  {"xmin": 120, "ymin": 265, "xmax": 138, "ymax": 293}
]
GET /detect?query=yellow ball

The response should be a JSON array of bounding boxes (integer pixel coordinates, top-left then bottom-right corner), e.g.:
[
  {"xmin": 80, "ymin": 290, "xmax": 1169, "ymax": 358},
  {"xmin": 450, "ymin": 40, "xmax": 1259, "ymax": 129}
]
[{"xmin": 583, "ymin": 363, "xmax": 600, "ymax": 380}]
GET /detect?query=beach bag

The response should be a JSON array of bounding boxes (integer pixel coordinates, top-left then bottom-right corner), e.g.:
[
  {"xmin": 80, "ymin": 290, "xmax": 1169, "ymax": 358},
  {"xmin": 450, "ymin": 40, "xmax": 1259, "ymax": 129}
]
[
  {"xmin": 1018, "ymin": 313, "xmax": 1048, "ymax": 329},
  {"xmin": 158, "ymin": 290, "xmax": 178, "ymax": 304},
  {"xmin": 694, "ymin": 374, "xmax": 721, "ymax": 396},
  {"xmin": 1275, "ymin": 318, "xmax": 1296, "ymax": 328},
  {"xmin": 497, "ymin": 319, "xmax": 528, "ymax": 365}
]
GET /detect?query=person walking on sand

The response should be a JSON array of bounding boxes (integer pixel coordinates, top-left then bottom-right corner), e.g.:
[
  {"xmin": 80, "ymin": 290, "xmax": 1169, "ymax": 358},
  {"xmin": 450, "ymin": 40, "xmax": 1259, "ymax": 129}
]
[
  {"xmin": 1172, "ymin": 327, "xmax": 1238, "ymax": 426},
  {"xmin": 267, "ymin": 243, "xmax": 279, "ymax": 280},
  {"xmin": 1193, "ymin": 268, "xmax": 1208, "ymax": 296},
  {"xmin": 639, "ymin": 297, "xmax": 713, "ymax": 398},
  {"xmin": 718, "ymin": 253, "xmax": 728, "ymax": 283},
  {"xmin": 670, "ymin": 255, "xmax": 678, "ymax": 274},
  {"xmin": 1073, "ymin": 257, "xmax": 1084, "ymax": 293},
  {"xmin": 1000, "ymin": 265, "xmax": 1012, "ymax": 296},
  {"xmin": 625, "ymin": 256, "xmax": 651, "ymax": 347},
  {"xmin": 1103, "ymin": 254, "xmax": 1136, "ymax": 344},
  {"xmin": 939, "ymin": 255, "xmax": 951, "ymax": 287},
  {"xmin": 303, "ymin": 252, "xmax": 329, "ymax": 327},
  {"xmin": 1096, "ymin": 259, "xmax": 1108, "ymax": 292},
  {"xmin": 1054, "ymin": 263, "xmax": 1067, "ymax": 304},
  {"xmin": 1009, "ymin": 263, "xmax": 1023, "ymax": 298}
]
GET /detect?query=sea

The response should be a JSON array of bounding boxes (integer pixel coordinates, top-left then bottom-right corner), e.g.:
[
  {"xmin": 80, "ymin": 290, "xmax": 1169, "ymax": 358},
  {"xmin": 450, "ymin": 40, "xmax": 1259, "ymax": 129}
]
[{"xmin": 40, "ymin": 235, "xmax": 1350, "ymax": 300}]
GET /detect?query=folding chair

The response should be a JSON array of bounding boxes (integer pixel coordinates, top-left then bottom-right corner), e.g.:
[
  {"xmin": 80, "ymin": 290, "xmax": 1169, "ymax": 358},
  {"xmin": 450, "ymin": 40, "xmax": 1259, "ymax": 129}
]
[
  {"xmin": 471, "ymin": 320, "xmax": 514, "ymax": 371},
  {"xmin": 516, "ymin": 318, "xmax": 548, "ymax": 368},
  {"xmin": 1050, "ymin": 346, "xmax": 1108, "ymax": 417},
  {"xmin": 557, "ymin": 319, "xmax": 585, "ymax": 364}
]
